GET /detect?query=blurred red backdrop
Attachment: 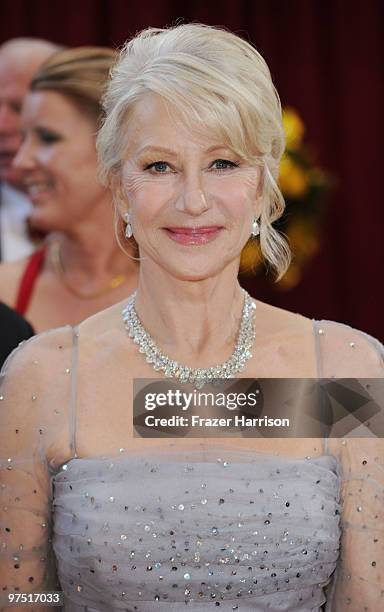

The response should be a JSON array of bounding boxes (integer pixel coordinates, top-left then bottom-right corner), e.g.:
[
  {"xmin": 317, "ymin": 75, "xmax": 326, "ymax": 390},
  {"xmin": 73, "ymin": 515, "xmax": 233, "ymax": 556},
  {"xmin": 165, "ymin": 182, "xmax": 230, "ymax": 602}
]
[{"xmin": 1, "ymin": 0, "xmax": 383, "ymax": 339}]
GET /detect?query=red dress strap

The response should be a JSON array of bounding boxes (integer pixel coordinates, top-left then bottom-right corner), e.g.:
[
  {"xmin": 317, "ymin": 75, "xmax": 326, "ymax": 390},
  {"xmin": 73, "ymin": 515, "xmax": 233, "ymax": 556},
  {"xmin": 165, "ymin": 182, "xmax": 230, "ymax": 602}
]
[{"xmin": 14, "ymin": 247, "xmax": 46, "ymax": 316}]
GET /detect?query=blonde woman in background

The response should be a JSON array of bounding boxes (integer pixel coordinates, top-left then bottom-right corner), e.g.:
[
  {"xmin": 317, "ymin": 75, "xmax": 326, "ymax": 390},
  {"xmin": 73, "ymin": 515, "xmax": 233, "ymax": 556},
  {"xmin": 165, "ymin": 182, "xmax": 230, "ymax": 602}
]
[
  {"xmin": 0, "ymin": 47, "xmax": 138, "ymax": 332},
  {"xmin": 1, "ymin": 24, "xmax": 383, "ymax": 611}
]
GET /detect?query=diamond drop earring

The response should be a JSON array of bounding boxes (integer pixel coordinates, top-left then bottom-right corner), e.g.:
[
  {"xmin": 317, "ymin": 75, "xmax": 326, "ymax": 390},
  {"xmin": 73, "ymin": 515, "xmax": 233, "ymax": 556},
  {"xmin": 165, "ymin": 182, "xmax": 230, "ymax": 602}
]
[
  {"xmin": 251, "ymin": 217, "xmax": 260, "ymax": 237},
  {"xmin": 123, "ymin": 212, "xmax": 133, "ymax": 239}
]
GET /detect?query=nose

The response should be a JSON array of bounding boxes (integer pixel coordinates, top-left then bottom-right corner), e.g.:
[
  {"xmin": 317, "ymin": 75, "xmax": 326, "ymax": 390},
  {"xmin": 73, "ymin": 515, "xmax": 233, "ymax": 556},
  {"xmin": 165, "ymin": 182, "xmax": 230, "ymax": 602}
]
[
  {"xmin": 175, "ymin": 172, "xmax": 210, "ymax": 216},
  {"xmin": 12, "ymin": 137, "xmax": 37, "ymax": 171}
]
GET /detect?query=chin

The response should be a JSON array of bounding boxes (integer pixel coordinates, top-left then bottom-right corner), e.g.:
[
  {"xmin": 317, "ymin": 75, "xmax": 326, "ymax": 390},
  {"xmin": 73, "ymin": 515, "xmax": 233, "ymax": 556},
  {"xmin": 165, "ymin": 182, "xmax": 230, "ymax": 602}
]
[
  {"xmin": 28, "ymin": 212, "xmax": 63, "ymax": 234},
  {"xmin": 165, "ymin": 262, "xmax": 228, "ymax": 283},
  {"xmin": 174, "ymin": 272, "xmax": 214, "ymax": 282},
  {"xmin": 144, "ymin": 243, "xmax": 240, "ymax": 282}
]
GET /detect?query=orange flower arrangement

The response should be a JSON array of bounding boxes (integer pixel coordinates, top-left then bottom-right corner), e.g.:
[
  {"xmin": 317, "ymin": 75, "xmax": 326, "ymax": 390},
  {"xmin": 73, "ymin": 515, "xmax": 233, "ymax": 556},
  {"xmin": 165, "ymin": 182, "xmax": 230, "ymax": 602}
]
[{"xmin": 240, "ymin": 108, "xmax": 332, "ymax": 289}]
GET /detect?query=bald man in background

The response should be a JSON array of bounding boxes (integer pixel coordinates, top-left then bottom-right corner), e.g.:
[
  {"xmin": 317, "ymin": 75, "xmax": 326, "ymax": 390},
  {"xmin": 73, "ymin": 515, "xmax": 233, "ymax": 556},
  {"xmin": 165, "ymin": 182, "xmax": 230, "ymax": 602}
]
[{"xmin": 0, "ymin": 38, "xmax": 61, "ymax": 261}]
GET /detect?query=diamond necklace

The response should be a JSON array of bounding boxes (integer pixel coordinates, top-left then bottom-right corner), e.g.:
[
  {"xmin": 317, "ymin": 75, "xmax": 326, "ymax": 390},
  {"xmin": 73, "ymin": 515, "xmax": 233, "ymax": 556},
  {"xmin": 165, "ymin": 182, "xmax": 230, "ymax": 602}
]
[{"xmin": 122, "ymin": 289, "xmax": 256, "ymax": 388}]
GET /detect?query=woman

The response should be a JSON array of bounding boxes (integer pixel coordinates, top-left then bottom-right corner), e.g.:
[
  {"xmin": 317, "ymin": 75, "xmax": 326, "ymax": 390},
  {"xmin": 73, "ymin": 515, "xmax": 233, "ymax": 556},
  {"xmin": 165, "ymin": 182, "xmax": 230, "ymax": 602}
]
[
  {"xmin": 1, "ymin": 24, "xmax": 383, "ymax": 611},
  {"xmin": 0, "ymin": 47, "xmax": 138, "ymax": 333}
]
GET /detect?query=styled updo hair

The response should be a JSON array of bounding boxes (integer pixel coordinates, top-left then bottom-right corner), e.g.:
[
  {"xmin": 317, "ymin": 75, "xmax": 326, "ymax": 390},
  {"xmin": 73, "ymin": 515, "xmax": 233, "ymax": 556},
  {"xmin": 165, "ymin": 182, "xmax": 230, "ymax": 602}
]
[
  {"xmin": 97, "ymin": 24, "xmax": 291, "ymax": 280},
  {"xmin": 31, "ymin": 46, "xmax": 117, "ymax": 125}
]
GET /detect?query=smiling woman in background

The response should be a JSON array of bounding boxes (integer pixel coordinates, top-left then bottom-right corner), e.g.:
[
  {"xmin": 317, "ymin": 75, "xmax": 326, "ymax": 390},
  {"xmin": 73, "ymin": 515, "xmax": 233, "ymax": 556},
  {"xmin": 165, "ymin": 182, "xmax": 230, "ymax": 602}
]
[
  {"xmin": 0, "ymin": 24, "xmax": 383, "ymax": 612},
  {"xmin": 0, "ymin": 47, "xmax": 138, "ymax": 332}
]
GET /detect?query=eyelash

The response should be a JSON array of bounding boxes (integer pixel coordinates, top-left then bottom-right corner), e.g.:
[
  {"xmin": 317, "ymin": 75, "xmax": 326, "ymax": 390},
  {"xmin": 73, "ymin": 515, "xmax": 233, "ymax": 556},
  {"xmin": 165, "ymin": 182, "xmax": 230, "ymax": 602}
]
[
  {"xmin": 36, "ymin": 130, "xmax": 61, "ymax": 144},
  {"xmin": 144, "ymin": 159, "xmax": 239, "ymax": 173}
]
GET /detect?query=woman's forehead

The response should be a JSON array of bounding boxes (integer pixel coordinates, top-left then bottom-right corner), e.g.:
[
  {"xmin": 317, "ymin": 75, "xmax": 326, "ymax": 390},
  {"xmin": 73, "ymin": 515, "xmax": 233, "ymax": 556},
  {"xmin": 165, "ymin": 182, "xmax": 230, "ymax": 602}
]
[
  {"xmin": 123, "ymin": 94, "xmax": 234, "ymax": 158},
  {"xmin": 22, "ymin": 90, "xmax": 85, "ymax": 124}
]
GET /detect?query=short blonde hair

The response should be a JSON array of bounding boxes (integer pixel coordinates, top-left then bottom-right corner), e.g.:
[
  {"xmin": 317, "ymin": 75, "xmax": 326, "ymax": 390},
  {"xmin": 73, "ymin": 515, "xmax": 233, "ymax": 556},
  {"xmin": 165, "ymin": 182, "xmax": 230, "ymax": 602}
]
[{"xmin": 97, "ymin": 24, "xmax": 291, "ymax": 280}]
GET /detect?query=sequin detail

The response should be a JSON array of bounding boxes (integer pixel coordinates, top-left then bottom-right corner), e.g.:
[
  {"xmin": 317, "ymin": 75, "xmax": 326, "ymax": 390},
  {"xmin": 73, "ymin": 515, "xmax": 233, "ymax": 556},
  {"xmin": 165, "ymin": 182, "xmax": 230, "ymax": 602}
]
[{"xmin": 51, "ymin": 454, "xmax": 341, "ymax": 609}]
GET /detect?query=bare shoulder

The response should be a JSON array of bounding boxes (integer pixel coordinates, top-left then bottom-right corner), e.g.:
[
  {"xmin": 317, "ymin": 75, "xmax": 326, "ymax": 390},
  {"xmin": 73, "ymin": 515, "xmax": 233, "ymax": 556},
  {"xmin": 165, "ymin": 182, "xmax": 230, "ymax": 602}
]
[
  {"xmin": 70, "ymin": 300, "xmax": 133, "ymax": 379},
  {"xmin": 0, "ymin": 258, "xmax": 27, "ymax": 305},
  {"xmin": 256, "ymin": 299, "xmax": 383, "ymax": 371},
  {"xmin": 78, "ymin": 299, "xmax": 125, "ymax": 337},
  {"xmin": 76, "ymin": 299, "xmax": 128, "ymax": 352},
  {"xmin": 254, "ymin": 298, "xmax": 313, "ymax": 342}
]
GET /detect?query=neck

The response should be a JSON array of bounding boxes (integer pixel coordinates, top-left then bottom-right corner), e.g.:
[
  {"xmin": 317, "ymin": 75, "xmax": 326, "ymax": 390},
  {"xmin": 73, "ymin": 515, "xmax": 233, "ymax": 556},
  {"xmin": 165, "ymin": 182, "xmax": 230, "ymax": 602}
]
[
  {"xmin": 47, "ymin": 213, "xmax": 137, "ymax": 286},
  {"xmin": 134, "ymin": 259, "xmax": 246, "ymax": 367}
]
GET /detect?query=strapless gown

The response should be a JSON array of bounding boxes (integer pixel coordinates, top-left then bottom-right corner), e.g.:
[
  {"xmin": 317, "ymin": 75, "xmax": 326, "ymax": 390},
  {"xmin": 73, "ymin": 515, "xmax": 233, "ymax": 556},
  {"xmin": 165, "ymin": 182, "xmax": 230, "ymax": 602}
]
[{"xmin": 52, "ymin": 450, "xmax": 341, "ymax": 611}]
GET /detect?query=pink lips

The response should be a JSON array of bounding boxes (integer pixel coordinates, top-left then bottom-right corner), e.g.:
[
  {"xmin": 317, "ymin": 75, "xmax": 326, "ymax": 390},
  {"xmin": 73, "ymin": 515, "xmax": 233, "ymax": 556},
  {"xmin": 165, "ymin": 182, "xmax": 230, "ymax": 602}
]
[{"xmin": 163, "ymin": 226, "xmax": 223, "ymax": 245}]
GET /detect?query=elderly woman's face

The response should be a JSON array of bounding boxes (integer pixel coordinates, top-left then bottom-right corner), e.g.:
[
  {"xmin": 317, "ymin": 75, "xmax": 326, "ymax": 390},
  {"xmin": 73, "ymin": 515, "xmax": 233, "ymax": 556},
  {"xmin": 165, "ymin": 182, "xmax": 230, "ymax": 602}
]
[{"xmin": 121, "ymin": 94, "xmax": 261, "ymax": 280}]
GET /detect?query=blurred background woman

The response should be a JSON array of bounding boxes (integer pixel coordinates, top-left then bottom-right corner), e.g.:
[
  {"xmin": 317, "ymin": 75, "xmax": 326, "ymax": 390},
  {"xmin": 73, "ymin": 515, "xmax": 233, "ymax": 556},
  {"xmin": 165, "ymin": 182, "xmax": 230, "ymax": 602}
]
[{"xmin": 0, "ymin": 47, "xmax": 138, "ymax": 333}]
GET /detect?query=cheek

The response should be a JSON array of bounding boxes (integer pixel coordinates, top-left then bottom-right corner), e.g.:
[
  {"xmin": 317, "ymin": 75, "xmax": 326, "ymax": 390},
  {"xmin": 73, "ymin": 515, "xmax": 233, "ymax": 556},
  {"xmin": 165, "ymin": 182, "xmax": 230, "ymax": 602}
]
[
  {"xmin": 42, "ymin": 145, "xmax": 99, "ymax": 187},
  {"xmin": 36, "ymin": 148, "xmax": 57, "ymax": 167},
  {"xmin": 123, "ymin": 171, "xmax": 175, "ymax": 222},
  {"xmin": 210, "ymin": 176, "xmax": 257, "ymax": 221},
  {"xmin": 36, "ymin": 146, "xmax": 82, "ymax": 175}
]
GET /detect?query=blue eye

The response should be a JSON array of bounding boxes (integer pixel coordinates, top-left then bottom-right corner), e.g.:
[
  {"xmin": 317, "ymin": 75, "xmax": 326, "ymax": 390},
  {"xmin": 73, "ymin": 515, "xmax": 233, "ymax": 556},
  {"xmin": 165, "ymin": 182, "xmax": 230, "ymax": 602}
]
[
  {"xmin": 211, "ymin": 159, "xmax": 238, "ymax": 170},
  {"xmin": 146, "ymin": 161, "xmax": 170, "ymax": 173}
]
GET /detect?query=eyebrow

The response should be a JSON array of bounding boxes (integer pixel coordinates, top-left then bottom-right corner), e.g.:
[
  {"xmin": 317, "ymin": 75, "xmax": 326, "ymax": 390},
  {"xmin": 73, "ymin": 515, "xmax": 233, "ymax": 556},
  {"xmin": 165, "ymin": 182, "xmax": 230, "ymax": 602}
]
[
  {"xmin": 136, "ymin": 145, "xmax": 177, "ymax": 157},
  {"xmin": 136, "ymin": 144, "xmax": 234, "ymax": 157}
]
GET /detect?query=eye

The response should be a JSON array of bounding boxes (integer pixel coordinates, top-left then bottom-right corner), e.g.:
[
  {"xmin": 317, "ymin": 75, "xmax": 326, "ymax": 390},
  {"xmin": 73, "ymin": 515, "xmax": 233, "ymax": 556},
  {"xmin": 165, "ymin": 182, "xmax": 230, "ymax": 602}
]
[
  {"xmin": 36, "ymin": 127, "xmax": 62, "ymax": 144},
  {"xmin": 211, "ymin": 159, "xmax": 239, "ymax": 171},
  {"xmin": 145, "ymin": 161, "xmax": 172, "ymax": 173},
  {"xmin": 10, "ymin": 101, "xmax": 23, "ymax": 114}
]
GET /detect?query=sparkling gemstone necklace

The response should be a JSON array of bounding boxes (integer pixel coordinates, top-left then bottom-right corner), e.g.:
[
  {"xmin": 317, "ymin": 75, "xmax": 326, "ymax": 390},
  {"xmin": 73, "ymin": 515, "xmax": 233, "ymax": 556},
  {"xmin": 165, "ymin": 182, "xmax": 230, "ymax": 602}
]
[{"xmin": 122, "ymin": 290, "xmax": 256, "ymax": 388}]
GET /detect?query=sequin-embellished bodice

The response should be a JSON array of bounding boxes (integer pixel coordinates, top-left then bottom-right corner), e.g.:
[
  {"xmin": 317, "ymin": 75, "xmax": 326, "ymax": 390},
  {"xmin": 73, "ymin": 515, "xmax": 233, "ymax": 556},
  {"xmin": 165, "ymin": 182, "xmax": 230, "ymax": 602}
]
[
  {"xmin": 2, "ymin": 318, "xmax": 384, "ymax": 611},
  {"xmin": 52, "ymin": 451, "xmax": 341, "ymax": 611}
]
